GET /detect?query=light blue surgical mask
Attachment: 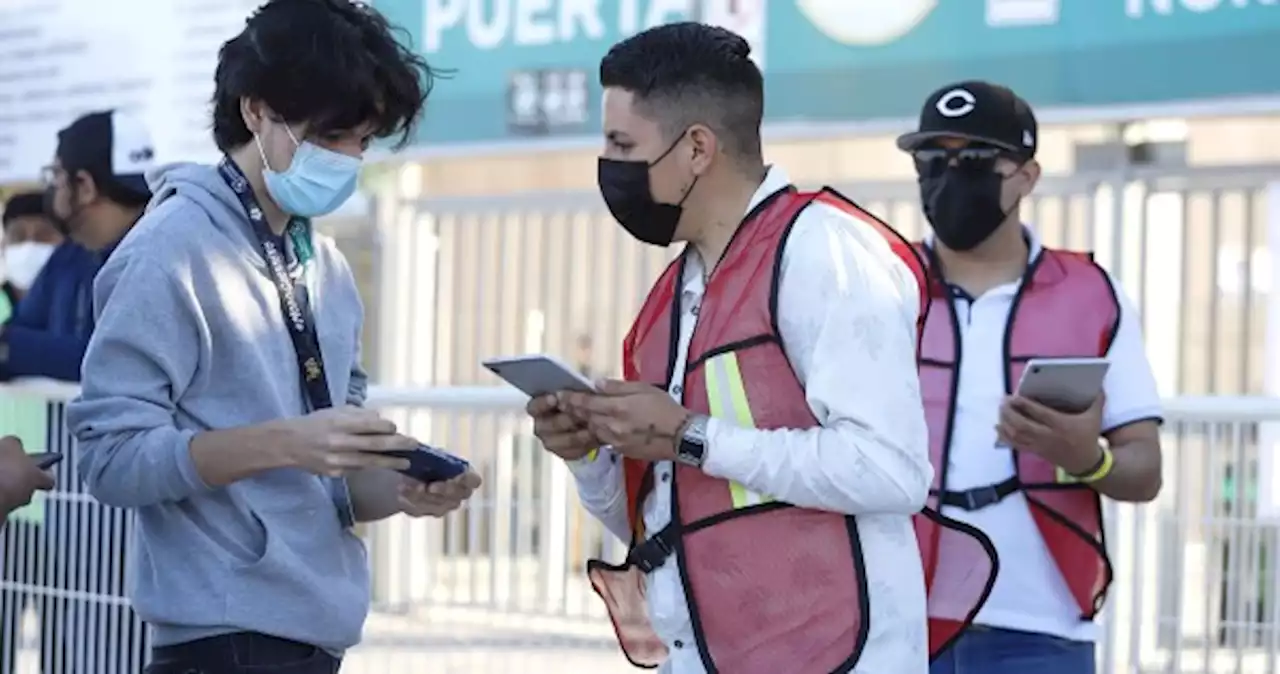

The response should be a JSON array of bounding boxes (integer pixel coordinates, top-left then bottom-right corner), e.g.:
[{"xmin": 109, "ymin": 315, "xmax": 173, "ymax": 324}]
[{"xmin": 255, "ymin": 124, "xmax": 360, "ymax": 217}]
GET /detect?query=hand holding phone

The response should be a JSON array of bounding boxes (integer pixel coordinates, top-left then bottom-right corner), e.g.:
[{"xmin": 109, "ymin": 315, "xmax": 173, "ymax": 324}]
[
  {"xmin": 486, "ymin": 355, "xmax": 605, "ymax": 461},
  {"xmin": 0, "ymin": 439, "xmax": 55, "ymax": 519},
  {"xmin": 1016, "ymin": 358, "xmax": 1109, "ymax": 414},
  {"xmin": 383, "ymin": 444, "xmax": 471, "ymax": 484},
  {"xmin": 397, "ymin": 460, "xmax": 482, "ymax": 518},
  {"xmin": 1002, "ymin": 359, "xmax": 1111, "ymax": 475}
]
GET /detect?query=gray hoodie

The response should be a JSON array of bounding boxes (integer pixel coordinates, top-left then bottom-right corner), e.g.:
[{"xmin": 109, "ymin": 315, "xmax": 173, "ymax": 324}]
[{"xmin": 67, "ymin": 162, "xmax": 372, "ymax": 653}]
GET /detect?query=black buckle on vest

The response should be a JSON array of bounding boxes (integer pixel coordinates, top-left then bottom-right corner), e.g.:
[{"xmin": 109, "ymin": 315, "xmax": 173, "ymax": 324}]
[
  {"xmin": 933, "ymin": 477, "xmax": 1021, "ymax": 512},
  {"xmin": 627, "ymin": 525, "xmax": 677, "ymax": 574},
  {"xmin": 962, "ymin": 485, "xmax": 1002, "ymax": 511}
]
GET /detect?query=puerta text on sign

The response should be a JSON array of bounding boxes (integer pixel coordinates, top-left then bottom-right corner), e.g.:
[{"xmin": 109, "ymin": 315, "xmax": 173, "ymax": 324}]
[{"xmin": 373, "ymin": 0, "xmax": 1280, "ymax": 148}]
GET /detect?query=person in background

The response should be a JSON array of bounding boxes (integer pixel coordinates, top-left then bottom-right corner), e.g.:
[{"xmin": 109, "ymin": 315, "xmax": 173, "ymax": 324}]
[
  {"xmin": 0, "ymin": 192, "xmax": 63, "ymax": 674},
  {"xmin": 0, "ymin": 110, "xmax": 154, "ymax": 383},
  {"xmin": 0, "ymin": 192, "xmax": 62, "ymax": 316},
  {"xmin": 896, "ymin": 81, "xmax": 1163, "ymax": 674},
  {"xmin": 2, "ymin": 109, "xmax": 159, "ymax": 674},
  {"xmin": 68, "ymin": 1, "xmax": 481, "ymax": 672}
]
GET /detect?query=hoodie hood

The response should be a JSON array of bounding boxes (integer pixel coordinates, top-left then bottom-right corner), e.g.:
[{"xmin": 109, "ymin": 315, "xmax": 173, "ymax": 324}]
[{"xmin": 145, "ymin": 161, "xmax": 264, "ymax": 264}]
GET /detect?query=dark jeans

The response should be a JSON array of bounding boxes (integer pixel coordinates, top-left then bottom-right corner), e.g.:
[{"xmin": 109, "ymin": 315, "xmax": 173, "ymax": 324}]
[
  {"xmin": 930, "ymin": 626, "xmax": 1096, "ymax": 674},
  {"xmin": 145, "ymin": 633, "xmax": 341, "ymax": 674}
]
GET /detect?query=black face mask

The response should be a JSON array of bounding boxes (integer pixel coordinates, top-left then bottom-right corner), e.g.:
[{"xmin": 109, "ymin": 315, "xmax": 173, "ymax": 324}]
[
  {"xmin": 919, "ymin": 169, "xmax": 1012, "ymax": 252},
  {"xmin": 597, "ymin": 134, "xmax": 695, "ymax": 246}
]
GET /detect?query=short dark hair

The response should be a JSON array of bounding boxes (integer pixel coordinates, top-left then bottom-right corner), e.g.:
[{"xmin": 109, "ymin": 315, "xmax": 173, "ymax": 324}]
[
  {"xmin": 599, "ymin": 22, "xmax": 764, "ymax": 162},
  {"xmin": 212, "ymin": 0, "xmax": 435, "ymax": 152},
  {"xmin": 3, "ymin": 192, "xmax": 45, "ymax": 228}
]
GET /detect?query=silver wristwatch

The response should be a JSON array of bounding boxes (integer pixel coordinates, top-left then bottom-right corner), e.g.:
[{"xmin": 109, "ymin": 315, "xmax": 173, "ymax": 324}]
[{"xmin": 675, "ymin": 414, "xmax": 709, "ymax": 468}]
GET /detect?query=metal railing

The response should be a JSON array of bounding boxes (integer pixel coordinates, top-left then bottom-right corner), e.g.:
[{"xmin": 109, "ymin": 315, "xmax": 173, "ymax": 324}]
[
  {"xmin": 372, "ymin": 168, "xmax": 1280, "ymax": 406},
  {"xmin": 0, "ymin": 379, "xmax": 627, "ymax": 674},
  {"xmin": 5, "ymin": 379, "xmax": 1280, "ymax": 673}
]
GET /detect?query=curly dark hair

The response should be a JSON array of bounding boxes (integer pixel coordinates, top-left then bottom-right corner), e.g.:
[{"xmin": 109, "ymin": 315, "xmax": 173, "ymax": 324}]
[{"xmin": 211, "ymin": 0, "xmax": 437, "ymax": 151}]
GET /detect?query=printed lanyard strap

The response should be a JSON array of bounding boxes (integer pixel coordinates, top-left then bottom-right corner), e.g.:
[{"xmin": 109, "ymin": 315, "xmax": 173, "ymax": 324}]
[{"xmin": 217, "ymin": 157, "xmax": 333, "ymax": 411}]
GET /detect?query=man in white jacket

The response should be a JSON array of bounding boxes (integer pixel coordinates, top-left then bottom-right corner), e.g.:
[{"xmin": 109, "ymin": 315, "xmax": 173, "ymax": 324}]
[{"xmin": 528, "ymin": 21, "xmax": 936, "ymax": 674}]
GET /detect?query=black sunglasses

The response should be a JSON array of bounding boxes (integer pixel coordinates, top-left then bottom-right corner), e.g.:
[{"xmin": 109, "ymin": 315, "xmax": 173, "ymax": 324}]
[{"xmin": 911, "ymin": 145, "xmax": 1021, "ymax": 178}]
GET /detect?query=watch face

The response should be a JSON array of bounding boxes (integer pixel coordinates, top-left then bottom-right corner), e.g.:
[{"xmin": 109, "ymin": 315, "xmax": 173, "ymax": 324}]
[
  {"xmin": 677, "ymin": 439, "xmax": 704, "ymax": 467},
  {"xmin": 677, "ymin": 417, "xmax": 709, "ymax": 467}
]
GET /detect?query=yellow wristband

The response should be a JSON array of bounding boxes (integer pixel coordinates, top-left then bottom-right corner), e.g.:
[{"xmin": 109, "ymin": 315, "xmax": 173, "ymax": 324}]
[
  {"xmin": 1078, "ymin": 447, "xmax": 1115, "ymax": 483},
  {"xmin": 585, "ymin": 448, "xmax": 599, "ymax": 462}
]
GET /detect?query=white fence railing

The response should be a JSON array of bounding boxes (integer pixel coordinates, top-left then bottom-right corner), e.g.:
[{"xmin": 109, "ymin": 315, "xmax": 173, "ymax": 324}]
[{"xmin": 5, "ymin": 379, "xmax": 1280, "ymax": 673}]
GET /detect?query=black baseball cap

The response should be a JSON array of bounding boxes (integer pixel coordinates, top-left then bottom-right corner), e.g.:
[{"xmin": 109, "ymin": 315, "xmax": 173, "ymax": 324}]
[
  {"xmin": 896, "ymin": 80, "xmax": 1038, "ymax": 159},
  {"xmin": 55, "ymin": 110, "xmax": 156, "ymax": 200}
]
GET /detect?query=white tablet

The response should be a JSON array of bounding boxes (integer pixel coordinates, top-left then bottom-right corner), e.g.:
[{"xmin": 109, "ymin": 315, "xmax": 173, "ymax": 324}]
[
  {"xmin": 482, "ymin": 354, "xmax": 597, "ymax": 398},
  {"xmin": 1016, "ymin": 358, "xmax": 1109, "ymax": 414}
]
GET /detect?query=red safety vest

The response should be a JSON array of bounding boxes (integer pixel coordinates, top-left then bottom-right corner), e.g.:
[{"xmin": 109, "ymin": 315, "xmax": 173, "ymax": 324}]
[
  {"xmin": 586, "ymin": 185, "xmax": 993, "ymax": 672},
  {"xmin": 915, "ymin": 243, "xmax": 1120, "ymax": 621}
]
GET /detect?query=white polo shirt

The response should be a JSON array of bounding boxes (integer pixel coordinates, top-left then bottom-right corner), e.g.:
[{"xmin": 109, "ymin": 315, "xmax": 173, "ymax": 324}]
[{"xmin": 937, "ymin": 229, "xmax": 1163, "ymax": 643}]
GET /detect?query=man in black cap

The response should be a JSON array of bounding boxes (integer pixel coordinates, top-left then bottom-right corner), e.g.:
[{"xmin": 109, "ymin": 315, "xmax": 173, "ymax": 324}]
[
  {"xmin": 0, "ymin": 110, "xmax": 155, "ymax": 383},
  {"xmin": 43, "ymin": 109, "xmax": 154, "ymax": 253},
  {"xmin": 8, "ymin": 109, "xmax": 157, "ymax": 673},
  {"xmin": 897, "ymin": 81, "xmax": 1163, "ymax": 673}
]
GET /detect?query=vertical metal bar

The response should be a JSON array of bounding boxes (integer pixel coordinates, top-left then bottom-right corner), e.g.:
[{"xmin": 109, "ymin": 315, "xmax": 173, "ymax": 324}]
[
  {"xmin": 1109, "ymin": 173, "xmax": 1127, "ymax": 283},
  {"xmin": 1177, "ymin": 195, "xmax": 1192, "ymax": 395},
  {"xmin": 1229, "ymin": 421, "xmax": 1247, "ymax": 674},
  {"xmin": 1137, "ymin": 186, "xmax": 1152, "ymax": 336},
  {"xmin": 1170, "ymin": 423, "xmax": 1188, "ymax": 674},
  {"xmin": 404, "ymin": 206, "xmax": 424, "ymax": 387},
  {"xmin": 1056, "ymin": 193, "xmax": 1072, "ymax": 250},
  {"xmin": 491, "ymin": 210, "xmax": 512, "ymax": 610},
  {"xmin": 1208, "ymin": 191, "xmax": 1223, "ymax": 394},
  {"xmin": 445, "ymin": 211, "xmax": 466, "ymax": 603},
  {"xmin": 1204, "ymin": 422, "xmax": 1222, "ymax": 669},
  {"xmin": 490, "ymin": 417, "xmax": 512, "ymax": 609},
  {"xmin": 1267, "ymin": 519, "xmax": 1280, "ymax": 673},
  {"xmin": 1241, "ymin": 189, "xmax": 1258, "ymax": 390},
  {"xmin": 468, "ymin": 411, "xmax": 485, "ymax": 607},
  {"xmin": 107, "ymin": 505, "xmax": 122, "ymax": 674}
]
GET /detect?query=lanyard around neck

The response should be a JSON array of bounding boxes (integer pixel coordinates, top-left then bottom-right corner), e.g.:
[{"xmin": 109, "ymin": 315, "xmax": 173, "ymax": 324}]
[{"xmin": 217, "ymin": 157, "xmax": 333, "ymax": 411}]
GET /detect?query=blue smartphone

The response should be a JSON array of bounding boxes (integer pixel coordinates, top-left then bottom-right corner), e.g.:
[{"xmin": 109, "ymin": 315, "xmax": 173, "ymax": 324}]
[{"xmin": 385, "ymin": 444, "xmax": 470, "ymax": 484}]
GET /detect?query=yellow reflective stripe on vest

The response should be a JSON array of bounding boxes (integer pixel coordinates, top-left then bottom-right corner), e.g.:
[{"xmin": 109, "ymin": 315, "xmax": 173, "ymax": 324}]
[{"xmin": 704, "ymin": 352, "xmax": 773, "ymax": 508}]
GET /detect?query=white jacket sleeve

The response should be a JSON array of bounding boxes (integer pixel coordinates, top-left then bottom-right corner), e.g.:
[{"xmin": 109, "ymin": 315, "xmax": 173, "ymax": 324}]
[
  {"xmin": 699, "ymin": 206, "xmax": 933, "ymax": 516},
  {"xmin": 566, "ymin": 447, "xmax": 632, "ymax": 543}
]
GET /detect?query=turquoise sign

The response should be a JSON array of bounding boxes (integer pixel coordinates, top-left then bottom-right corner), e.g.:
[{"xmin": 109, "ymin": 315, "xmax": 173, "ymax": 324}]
[{"xmin": 373, "ymin": 0, "xmax": 1280, "ymax": 148}]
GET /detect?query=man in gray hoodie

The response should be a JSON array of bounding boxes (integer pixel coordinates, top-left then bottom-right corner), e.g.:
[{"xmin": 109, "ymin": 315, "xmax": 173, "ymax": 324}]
[{"xmin": 66, "ymin": 1, "xmax": 479, "ymax": 672}]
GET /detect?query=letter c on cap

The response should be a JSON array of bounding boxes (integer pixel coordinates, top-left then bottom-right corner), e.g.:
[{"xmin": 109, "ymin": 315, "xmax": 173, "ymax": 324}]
[{"xmin": 936, "ymin": 89, "xmax": 976, "ymax": 118}]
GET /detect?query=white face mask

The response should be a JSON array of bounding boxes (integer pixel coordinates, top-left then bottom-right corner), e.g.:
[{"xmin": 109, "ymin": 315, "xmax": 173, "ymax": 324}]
[{"xmin": 3, "ymin": 242, "xmax": 55, "ymax": 291}]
